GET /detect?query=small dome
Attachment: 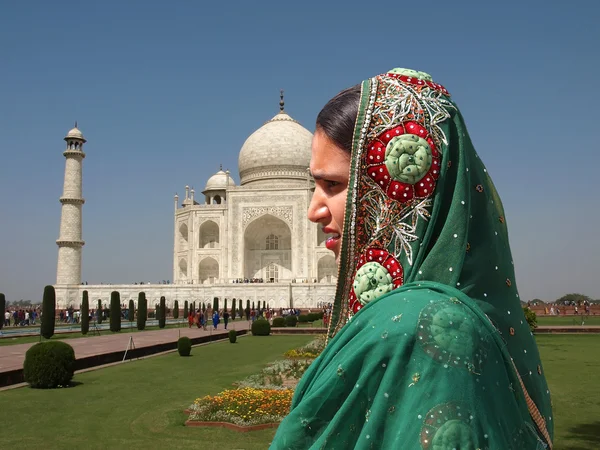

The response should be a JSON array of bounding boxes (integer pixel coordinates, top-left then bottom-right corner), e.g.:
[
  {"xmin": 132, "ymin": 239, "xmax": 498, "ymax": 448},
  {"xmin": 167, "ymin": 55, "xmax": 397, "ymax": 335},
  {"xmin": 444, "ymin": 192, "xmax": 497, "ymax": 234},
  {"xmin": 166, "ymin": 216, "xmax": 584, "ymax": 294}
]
[
  {"xmin": 204, "ymin": 169, "xmax": 236, "ymax": 191},
  {"xmin": 66, "ymin": 126, "xmax": 85, "ymax": 140},
  {"xmin": 238, "ymin": 111, "xmax": 312, "ymax": 186}
]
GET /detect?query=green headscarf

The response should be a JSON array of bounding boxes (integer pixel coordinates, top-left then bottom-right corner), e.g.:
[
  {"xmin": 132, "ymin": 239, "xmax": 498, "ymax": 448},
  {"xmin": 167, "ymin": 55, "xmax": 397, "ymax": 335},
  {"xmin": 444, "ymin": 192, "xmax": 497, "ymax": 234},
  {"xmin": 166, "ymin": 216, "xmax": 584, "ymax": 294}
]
[{"xmin": 270, "ymin": 69, "xmax": 553, "ymax": 449}]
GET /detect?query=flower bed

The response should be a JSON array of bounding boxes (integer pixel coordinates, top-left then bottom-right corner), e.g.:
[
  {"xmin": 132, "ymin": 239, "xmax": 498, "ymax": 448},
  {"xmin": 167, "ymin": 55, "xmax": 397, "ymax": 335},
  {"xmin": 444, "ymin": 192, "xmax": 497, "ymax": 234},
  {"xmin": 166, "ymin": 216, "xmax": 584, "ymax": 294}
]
[
  {"xmin": 187, "ymin": 388, "xmax": 293, "ymax": 427},
  {"xmin": 284, "ymin": 335, "xmax": 326, "ymax": 359},
  {"xmin": 235, "ymin": 359, "xmax": 312, "ymax": 389}
]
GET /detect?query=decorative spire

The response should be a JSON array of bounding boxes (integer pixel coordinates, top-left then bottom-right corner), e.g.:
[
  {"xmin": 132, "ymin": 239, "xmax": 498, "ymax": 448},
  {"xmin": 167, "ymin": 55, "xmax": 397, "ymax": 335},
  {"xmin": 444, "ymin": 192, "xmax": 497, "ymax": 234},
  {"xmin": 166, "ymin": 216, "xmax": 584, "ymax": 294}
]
[
  {"xmin": 74, "ymin": 121, "xmax": 78, "ymax": 128},
  {"xmin": 279, "ymin": 89, "xmax": 285, "ymax": 112},
  {"xmin": 220, "ymin": 163, "xmax": 223, "ymax": 171}
]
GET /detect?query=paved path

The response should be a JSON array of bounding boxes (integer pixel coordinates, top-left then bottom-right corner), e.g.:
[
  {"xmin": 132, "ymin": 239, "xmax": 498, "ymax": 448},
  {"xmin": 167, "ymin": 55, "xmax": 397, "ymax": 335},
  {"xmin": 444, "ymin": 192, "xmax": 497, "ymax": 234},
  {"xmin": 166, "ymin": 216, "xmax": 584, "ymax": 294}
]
[{"xmin": 0, "ymin": 320, "xmax": 251, "ymax": 373}]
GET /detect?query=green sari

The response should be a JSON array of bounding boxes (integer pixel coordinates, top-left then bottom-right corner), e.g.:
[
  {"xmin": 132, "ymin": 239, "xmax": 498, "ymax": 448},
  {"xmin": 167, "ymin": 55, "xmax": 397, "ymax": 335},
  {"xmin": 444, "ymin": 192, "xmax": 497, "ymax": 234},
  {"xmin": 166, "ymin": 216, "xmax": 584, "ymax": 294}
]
[{"xmin": 270, "ymin": 69, "xmax": 553, "ymax": 449}]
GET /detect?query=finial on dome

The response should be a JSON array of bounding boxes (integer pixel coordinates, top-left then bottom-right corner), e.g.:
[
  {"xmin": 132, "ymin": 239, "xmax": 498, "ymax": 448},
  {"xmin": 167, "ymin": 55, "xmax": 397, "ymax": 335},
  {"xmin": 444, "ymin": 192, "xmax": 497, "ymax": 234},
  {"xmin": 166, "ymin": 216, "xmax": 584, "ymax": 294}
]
[
  {"xmin": 279, "ymin": 89, "xmax": 285, "ymax": 112},
  {"xmin": 74, "ymin": 121, "xmax": 78, "ymax": 128},
  {"xmin": 220, "ymin": 163, "xmax": 223, "ymax": 171}
]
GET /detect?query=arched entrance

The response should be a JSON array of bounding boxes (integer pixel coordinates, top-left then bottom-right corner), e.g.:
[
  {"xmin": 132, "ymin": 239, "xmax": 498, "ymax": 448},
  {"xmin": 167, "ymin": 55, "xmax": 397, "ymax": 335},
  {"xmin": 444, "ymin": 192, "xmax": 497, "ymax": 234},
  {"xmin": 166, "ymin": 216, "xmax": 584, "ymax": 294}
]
[
  {"xmin": 199, "ymin": 220, "xmax": 219, "ymax": 249},
  {"xmin": 198, "ymin": 257, "xmax": 219, "ymax": 284},
  {"xmin": 244, "ymin": 214, "xmax": 292, "ymax": 281}
]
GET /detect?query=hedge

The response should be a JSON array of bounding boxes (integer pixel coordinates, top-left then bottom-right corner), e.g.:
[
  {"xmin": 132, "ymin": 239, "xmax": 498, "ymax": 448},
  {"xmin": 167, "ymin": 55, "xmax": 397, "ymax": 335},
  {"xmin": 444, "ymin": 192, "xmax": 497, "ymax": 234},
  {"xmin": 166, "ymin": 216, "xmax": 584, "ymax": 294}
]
[
  {"xmin": 137, "ymin": 292, "xmax": 147, "ymax": 331},
  {"xmin": 177, "ymin": 337, "xmax": 192, "ymax": 356},
  {"xmin": 284, "ymin": 315, "xmax": 298, "ymax": 327},
  {"xmin": 41, "ymin": 285, "xmax": 56, "ymax": 339},
  {"xmin": 81, "ymin": 291, "xmax": 89, "ymax": 335},
  {"xmin": 228, "ymin": 329, "xmax": 237, "ymax": 343},
  {"xmin": 272, "ymin": 317, "xmax": 285, "ymax": 327},
  {"xmin": 23, "ymin": 341, "xmax": 75, "ymax": 388},
  {"xmin": 109, "ymin": 291, "xmax": 121, "ymax": 332},
  {"xmin": 251, "ymin": 318, "xmax": 271, "ymax": 336},
  {"xmin": 298, "ymin": 314, "xmax": 309, "ymax": 323}
]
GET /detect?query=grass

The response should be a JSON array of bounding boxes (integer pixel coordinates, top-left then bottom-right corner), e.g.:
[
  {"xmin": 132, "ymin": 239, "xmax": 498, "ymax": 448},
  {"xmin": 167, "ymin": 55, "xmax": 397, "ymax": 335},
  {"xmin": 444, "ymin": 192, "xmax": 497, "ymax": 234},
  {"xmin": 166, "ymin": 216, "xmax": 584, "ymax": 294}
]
[
  {"xmin": 537, "ymin": 315, "xmax": 600, "ymax": 326},
  {"xmin": 536, "ymin": 335, "xmax": 600, "ymax": 450},
  {"xmin": 0, "ymin": 334, "xmax": 598, "ymax": 449},
  {"xmin": 0, "ymin": 335, "xmax": 313, "ymax": 450}
]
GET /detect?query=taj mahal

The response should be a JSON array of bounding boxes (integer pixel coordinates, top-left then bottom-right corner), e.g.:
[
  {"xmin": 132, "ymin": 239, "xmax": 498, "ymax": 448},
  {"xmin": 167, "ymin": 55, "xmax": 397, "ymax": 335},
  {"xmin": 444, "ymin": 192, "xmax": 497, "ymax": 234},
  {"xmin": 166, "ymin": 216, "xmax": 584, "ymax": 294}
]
[{"xmin": 53, "ymin": 94, "xmax": 337, "ymax": 309}]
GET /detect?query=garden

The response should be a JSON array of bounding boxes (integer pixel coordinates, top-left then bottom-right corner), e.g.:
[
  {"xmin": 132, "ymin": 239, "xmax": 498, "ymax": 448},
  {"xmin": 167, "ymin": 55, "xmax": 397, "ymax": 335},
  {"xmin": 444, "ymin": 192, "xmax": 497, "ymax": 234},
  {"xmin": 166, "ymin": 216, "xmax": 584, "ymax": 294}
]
[{"xmin": 0, "ymin": 334, "xmax": 598, "ymax": 449}]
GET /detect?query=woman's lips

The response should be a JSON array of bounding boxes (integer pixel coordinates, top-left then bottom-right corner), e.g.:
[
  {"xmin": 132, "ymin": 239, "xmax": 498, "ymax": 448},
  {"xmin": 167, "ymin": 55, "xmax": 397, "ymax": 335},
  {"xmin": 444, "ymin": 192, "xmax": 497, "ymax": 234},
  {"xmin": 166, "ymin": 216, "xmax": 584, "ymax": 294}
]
[{"xmin": 325, "ymin": 235, "xmax": 340, "ymax": 250}]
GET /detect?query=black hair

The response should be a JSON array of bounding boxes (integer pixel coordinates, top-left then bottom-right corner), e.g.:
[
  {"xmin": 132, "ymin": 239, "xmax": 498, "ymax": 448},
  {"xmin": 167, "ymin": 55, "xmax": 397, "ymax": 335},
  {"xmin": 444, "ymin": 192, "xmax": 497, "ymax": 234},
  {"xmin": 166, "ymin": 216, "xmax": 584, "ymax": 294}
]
[{"xmin": 316, "ymin": 84, "xmax": 361, "ymax": 153}]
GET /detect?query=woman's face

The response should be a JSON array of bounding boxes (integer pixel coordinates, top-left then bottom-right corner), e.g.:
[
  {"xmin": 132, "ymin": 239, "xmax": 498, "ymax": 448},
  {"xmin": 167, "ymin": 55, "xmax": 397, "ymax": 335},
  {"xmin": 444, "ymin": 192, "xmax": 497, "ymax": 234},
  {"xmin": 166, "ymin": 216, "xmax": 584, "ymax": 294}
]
[{"xmin": 308, "ymin": 128, "xmax": 351, "ymax": 264}]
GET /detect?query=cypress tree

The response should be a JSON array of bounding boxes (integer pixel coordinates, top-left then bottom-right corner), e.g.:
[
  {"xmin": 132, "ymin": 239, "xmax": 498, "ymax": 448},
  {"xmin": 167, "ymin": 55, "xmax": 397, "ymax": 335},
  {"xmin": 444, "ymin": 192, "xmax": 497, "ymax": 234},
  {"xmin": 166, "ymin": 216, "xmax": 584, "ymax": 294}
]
[
  {"xmin": 173, "ymin": 300, "xmax": 179, "ymax": 319},
  {"xmin": 159, "ymin": 296, "xmax": 166, "ymax": 328},
  {"xmin": 231, "ymin": 299, "xmax": 236, "ymax": 322},
  {"xmin": 213, "ymin": 297, "xmax": 219, "ymax": 311},
  {"xmin": 202, "ymin": 302, "xmax": 206, "ymax": 313},
  {"xmin": 245, "ymin": 300, "xmax": 251, "ymax": 320},
  {"xmin": 41, "ymin": 285, "xmax": 56, "ymax": 339},
  {"xmin": 81, "ymin": 291, "xmax": 89, "ymax": 335},
  {"xmin": 263, "ymin": 300, "xmax": 266, "ymax": 310},
  {"xmin": 97, "ymin": 299, "xmax": 103, "ymax": 324},
  {"xmin": 239, "ymin": 299, "xmax": 243, "ymax": 317},
  {"xmin": 137, "ymin": 292, "xmax": 147, "ymax": 330},
  {"xmin": 224, "ymin": 298, "xmax": 228, "ymax": 314},
  {"xmin": 0, "ymin": 293, "xmax": 5, "ymax": 331},
  {"xmin": 109, "ymin": 291, "xmax": 121, "ymax": 332},
  {"xmin": 183, "ymin": 300, "xmax": 188, "ymax": 318},
  {"xmin": 252, "ymin": 301, "xmax": 255, "ymax": 311},
  {"xmin": 128, "ymin": 299, "xmax": 135, "ymax": 322}
]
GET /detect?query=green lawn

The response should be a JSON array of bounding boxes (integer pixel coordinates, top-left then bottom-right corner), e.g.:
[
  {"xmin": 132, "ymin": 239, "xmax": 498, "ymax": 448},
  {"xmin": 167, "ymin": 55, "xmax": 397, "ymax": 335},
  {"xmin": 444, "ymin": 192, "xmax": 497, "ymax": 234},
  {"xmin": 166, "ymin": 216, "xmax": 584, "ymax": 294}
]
[
  {"xmin": 537, "ymin": 335, "xmax": 600, "ymax": 450},
  {"xmin": 537, "ymin": 315, "xmax": 600, "ymax": 326},
  {"xmin": 0, "ymin": 334, "xmax": 597, "ymax": 449}
]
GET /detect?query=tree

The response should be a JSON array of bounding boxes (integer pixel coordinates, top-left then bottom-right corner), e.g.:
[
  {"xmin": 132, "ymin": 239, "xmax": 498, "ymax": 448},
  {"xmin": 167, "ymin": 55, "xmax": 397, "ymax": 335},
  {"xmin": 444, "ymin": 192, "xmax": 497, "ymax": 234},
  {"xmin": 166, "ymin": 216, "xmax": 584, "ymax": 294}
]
[
  {"xmin": 137, "ymin": 292, "xmax": 147, "ymax": 331},
  {"xmin": 159, "ymin": 296, "xmax": 166, "ymax": 328},
  {"xmin": 239, "ymin": 299, "xmax": 243, "ymax": 318},
  {"xmin": 97, "ymin": 299, "xmax": 103, "ymax": 324},
  {"xmin": 252, "ymin": 301, "xmax": 255, "ymax": 311},
  {"xmin": 109, "ymin": 291, "xmax": 121, "ymax": 332},
  {"xmin": 263, "ymin": 300, "xmax": 266, "ymax": 310},
  {"xmin": 556, "ymin": 293, "xmax": 592, "ymax": 305},
  {"xmin": 213, "ymin": 297, "xmax": 219, "ymax": 311},
  {"xmin": 0, "ymin": 293, "xmax": 5, "ymax": 331},
  {"xmin": 173, "ymin": 300, "xmax": 179, "ymax": 319},
  {"xmin": 202, "ymin": 302, "xmax": 206, "ymax": 313},
  {"xmin": 41, "ymin": 285, "xmax": 56, "ymax": 339},
  {"xmin": 128, "ymin": 299, "xmax": 135, "ymax": 322},
  {"xmin": 245, "ymin": 300, "xmax": 251, "ymax": 320},
  {"xmin": 81, "ymin": 291, "xmax": 89, "ymax": 335},
  {"xmin": 224, "ymin": 298, "xmax": 228, "ymax": 314},
  {"xmin": 231, "ymin": 299, "xmax": 236, "ymax": 321},
  {"xmin": 183, "ymin": 300, "xmax": 188, "ymax": 318}
]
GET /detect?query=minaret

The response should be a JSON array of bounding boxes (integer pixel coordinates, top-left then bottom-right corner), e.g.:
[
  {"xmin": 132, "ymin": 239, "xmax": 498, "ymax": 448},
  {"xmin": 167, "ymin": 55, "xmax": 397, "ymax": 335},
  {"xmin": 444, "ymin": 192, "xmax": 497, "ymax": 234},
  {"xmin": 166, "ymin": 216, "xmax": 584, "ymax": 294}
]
[{"xmin": 56, "ymin": 123, "xmax": 86, "ymax": 285}]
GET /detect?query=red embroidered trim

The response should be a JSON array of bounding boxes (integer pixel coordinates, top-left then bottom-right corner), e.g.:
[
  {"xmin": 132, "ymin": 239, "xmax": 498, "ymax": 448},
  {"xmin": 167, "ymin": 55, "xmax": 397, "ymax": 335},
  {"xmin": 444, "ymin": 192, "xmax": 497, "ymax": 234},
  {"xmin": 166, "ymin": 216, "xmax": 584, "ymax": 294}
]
[
  {"xmin": 365, "ymin": 121, "xmax": 441, "ymax": 203},
  {"xmin": 385, "ymin": 72, "xmax": 451, "ymax": 96},
  {"xmin": 349, "ymin": 248, "xmax": 403, "ymax": 314}
]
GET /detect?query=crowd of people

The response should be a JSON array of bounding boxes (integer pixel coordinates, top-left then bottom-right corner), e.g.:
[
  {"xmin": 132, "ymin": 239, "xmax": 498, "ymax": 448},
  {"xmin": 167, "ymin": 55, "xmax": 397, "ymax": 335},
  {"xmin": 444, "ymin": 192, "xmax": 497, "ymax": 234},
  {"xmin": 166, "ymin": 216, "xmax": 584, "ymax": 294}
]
[{"xmin": 3, "ymin": 308, "xmax": 39, "ymax": 327}]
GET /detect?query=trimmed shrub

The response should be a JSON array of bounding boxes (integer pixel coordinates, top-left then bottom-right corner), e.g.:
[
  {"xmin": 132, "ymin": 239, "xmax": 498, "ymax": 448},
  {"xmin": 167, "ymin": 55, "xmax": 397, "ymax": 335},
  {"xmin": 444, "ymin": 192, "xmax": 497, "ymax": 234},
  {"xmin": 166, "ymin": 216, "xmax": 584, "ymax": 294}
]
[
  {"xmin": 41, "ymin": 285, "xmax": 56, "ymax": 339},
  {"xmin": 183, "ymin": 300, "xmax": 188, "ymax": 318},
  {"xmin": 177, "ymin": 336, "xmax": 192, "ymax": 356},
  {"xmin": 0, "ymin": 293, "xmax": 5, "ymax": 331},
  {"xmin": 224, "ymin": 298, "xmax": 228, "ymax": 313},
  {"xmin": 159, "ymin": 296, "xmax": 166, "ymax": 328},
  {"xmin": 251, "ymin": 318, "xmax": 271, "ymax": 336},
  {"xmin": 173, "ymin": 300, "xmax": 179, "ymax": 319},
  {"xmin": 316, "ymin": 311, "xmax": 324, "ymax": 319},
  {"xmin": 23, "ymin": 341, "xmax": 75, "ymax": 388},
  {"xmin": 263, "ymin": 301, "xmax": 266, "ymax": 310},
  {"xmin": 128, "ymin": 299, "xmax": 135, "ymax": 322},
  {"xmin": 245, "ymin": 300, "xmax": 251, "ymax": 320},
  {"xmin": 231, "ymin": 299, "xmax": 236, "ymax": 321},
  {"xmin": 228, "ymin": 329, "xmax": 237, "ymax": 343},
  {"xmin": 252, "ymin": 301, "xmax": 255, "ymax": 311},
  {"xmin": 137, "ymin": 293, "xmax": 147, "ymax": 331},
  {"xmin": 238, "ymin": 299, "xmax": 243, "ymax": 317},
  {"xmin": 97, "ymin": 299, "xmax": 103, "ymax": 324},
  {"xmin": 524, "ymin": 307, "xmax": 538, "ymax": 332},
  {"xmin": 285, "ymin": 315, "xmax": 298, "ymax": 328},
  {"xmin": 109, "ymin": 291, "xmax": 121, "ymax": 332},
  {"xmin": 298, "ymin": 314, "xmax": 309, "ymax": 323},
  {"xmin": 272, "ymin": 317, "xmax": 285, "ymax": 327},
  {"xmin": 213, "ymin": 297, "xmax": 219, "ymax": 312},
  {"xmin": 81, "ymin": 291, "xmax": 89, "ymax": 335}
]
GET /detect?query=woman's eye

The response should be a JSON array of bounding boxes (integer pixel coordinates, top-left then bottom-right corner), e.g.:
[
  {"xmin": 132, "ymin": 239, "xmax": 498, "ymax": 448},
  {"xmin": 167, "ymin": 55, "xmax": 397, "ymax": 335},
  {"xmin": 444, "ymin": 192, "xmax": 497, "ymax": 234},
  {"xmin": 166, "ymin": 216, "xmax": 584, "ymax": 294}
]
[{"xmin": 326, "ymin": 180, "xmax": 340, "ymax": 188}]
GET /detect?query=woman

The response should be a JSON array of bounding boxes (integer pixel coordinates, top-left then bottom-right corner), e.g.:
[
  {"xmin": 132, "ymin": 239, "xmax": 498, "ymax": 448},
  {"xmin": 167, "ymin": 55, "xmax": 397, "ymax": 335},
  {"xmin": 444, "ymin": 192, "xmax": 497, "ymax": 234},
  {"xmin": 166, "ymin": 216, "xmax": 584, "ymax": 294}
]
[{"xmin": 270, "ymin": 69, "xmax": 553, "ymax": 449}]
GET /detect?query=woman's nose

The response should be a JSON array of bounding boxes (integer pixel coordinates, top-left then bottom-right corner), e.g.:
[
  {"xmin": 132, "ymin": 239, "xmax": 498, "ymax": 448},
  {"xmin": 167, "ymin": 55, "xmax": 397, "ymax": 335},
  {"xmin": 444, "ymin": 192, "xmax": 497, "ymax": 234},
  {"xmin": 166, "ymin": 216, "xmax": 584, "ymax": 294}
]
[{"xmin": 308, "ymin": 190, "xmax": 329, "ymax": 224}]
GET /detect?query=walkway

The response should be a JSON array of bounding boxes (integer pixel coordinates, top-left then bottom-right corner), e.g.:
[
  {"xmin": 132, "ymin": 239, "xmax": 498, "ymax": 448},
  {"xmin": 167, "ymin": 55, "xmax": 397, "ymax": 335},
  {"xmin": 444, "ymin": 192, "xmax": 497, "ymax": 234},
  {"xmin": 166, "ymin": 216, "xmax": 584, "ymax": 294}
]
[{"xmin": 0, "ymin": 320, "xmax": 251, "ymax": 374}]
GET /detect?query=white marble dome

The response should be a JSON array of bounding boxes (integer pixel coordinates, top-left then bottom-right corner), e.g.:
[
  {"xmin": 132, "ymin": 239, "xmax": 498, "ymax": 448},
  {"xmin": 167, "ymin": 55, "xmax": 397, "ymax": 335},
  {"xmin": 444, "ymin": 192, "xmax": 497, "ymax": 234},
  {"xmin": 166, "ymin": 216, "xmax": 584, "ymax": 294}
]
[
  {"xmin": 65, "ymin": 126, "xmax": 85, "ymax": 140},
  {"xmin": 204, "ymin": 169, "xmax": 236, "ymax": 191},
  {"xmin": 238, "ymin": 111, "xmax": 312, "ymax": 186}
]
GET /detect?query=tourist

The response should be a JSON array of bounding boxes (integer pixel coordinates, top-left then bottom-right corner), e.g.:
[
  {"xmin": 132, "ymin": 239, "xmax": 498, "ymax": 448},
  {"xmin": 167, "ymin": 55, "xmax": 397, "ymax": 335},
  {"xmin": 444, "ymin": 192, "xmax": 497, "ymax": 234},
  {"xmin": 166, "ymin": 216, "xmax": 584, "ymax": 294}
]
[
  {"xmin": 4, "ymin": 309, "xmax": 10, "ymax": 327},
  {"xmin": 223, "ymin": 310, "xmax": 229, "ymax": 329},
  {"xmin": 212, "ymin": 310, "xmax": 219, "ymax": 330},
  {"xmin": 270, "ymin": 68, "xmax": 553, "ymax": 449}
]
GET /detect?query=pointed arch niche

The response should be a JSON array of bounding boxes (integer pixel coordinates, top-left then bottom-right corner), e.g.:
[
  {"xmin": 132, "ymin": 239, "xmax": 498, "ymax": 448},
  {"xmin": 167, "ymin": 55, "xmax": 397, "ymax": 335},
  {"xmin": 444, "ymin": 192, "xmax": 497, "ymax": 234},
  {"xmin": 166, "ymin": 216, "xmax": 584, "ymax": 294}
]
[
  {"xmin": 244, "ymin": 214, "xmax": 292, "ymax": 281},
  {"xmin": 198, "ymin": 257, "xmax": 219, "ymax": 285},
  {"xmin": 318, "ymin": 255, "xmax": 337, "ymax": 283},
  {"xmin": 199, "ymin": 220, "xmax": 219, "ymax": 249}
]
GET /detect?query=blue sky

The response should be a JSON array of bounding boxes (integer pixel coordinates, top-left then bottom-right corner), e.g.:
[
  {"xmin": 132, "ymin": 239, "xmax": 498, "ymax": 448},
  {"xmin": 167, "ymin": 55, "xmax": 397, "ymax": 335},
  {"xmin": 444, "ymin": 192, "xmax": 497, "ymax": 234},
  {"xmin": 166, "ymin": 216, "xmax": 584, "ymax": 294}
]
[{"xmin": 1, "ymin": 0, "xmax": 599, "ymax": 303}]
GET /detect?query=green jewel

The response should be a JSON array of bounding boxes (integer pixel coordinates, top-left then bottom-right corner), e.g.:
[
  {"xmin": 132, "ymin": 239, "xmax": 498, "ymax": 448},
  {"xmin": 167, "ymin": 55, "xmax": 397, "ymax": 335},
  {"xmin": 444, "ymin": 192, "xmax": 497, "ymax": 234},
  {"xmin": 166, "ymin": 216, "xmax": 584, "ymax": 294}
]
[
  {"xmin": 385, "ymin": 134, "xmax": 432, "ymax": 184},
  {"xmin": 353, "ymin": 262, "xmax": 393, "ymax": 305}
]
